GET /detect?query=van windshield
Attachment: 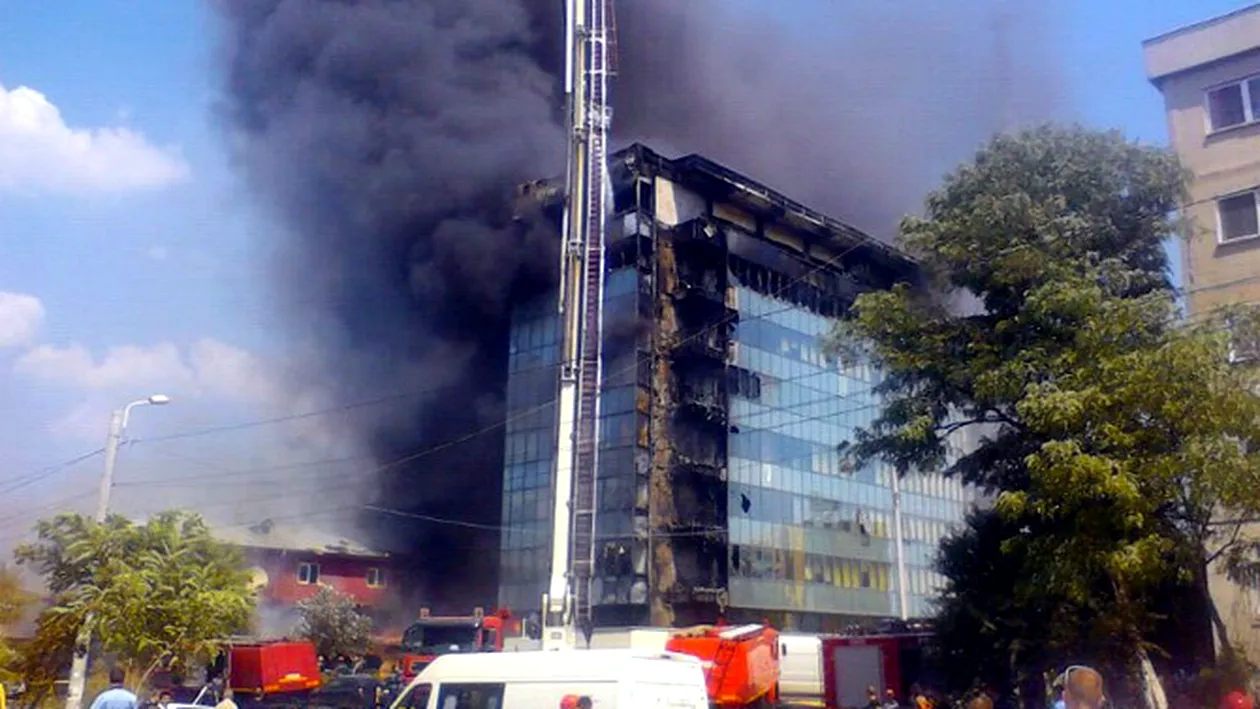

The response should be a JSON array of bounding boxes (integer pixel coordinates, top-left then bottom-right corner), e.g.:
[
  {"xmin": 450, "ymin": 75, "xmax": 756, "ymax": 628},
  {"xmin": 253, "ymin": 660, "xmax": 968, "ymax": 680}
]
[
  {"xmin": 398, "ymin": 683, "xmax": 432, "ymax": 709},
  {"xmin": 401, "ymin": 624, "xmax": 478, "ymax": 654}
]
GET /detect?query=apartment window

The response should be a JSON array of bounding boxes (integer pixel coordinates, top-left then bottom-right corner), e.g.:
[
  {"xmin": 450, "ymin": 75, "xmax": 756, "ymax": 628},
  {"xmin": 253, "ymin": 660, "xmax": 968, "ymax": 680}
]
[
  {"xmin": 366, "ymin": 568, "xmax": 385, "ymax": 588},
  {"xmin": 297, "ymin": 562, "xmax": 319, "ymax": 585},
  {"xmin": 1218, "ymin": 190, "xmax": 1260, "ymax": 243},
  {"xmin": 1207, "ymin": 75, "xmax": 1260, "ymax": 132}
]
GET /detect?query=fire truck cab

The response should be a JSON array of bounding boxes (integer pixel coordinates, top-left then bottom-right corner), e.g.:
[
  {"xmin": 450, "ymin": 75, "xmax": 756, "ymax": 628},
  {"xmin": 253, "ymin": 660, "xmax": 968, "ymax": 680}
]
[{"xmin": 398, "ymin": 608, "xmax": 507, "ymax": 681}]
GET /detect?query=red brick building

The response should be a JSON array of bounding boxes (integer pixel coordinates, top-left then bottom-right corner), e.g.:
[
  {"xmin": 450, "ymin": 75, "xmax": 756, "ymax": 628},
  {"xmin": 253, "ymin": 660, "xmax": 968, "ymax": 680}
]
[{"xmin": 215, "ymin": 519, "xmax": 395, "ymax": 624}]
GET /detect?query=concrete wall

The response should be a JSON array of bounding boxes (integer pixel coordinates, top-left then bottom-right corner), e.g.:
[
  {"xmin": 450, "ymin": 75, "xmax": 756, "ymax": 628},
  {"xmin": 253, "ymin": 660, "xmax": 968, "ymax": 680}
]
[
  {"xmin": 1144, "ymin": 4, "xmax": 1260, "ymax": 81},
  {"xmin": 1146, "ymin": 5, "xmax": 1260, "ymax": 668},
  {"xmin": 1153, "ymin": 46, "xmax": 1260, "ymax": 316},
  {"xmin": 1207, "ymin": 522, "xmax": 1260, "ymax": 662}
]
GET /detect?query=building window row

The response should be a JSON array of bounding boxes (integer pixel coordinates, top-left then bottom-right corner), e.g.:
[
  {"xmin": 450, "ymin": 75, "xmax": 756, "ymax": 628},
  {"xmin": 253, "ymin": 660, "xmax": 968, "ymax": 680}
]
[
  {"xmin": 504, "ymin": 459, "xmax": 550, "ymax": 492},
  {"xmin": 729, "ymin": 483, "xmax": 956, "ymax": 544},
  {"xmin": 732, "ymin": 544, "xmax": 891, "ymax": 590},
  {"xmin": 1218, "ymin": 188, "xmax": 1260, "ymax": 244},
  {"xmin": 1206, "ymin": 73, "xmax": 1260, "ymax": 133},
  {"xmin": 735, "ymin": 285, "xmax": 833, "ymax": 338},
  {"xmin": 294, "ymin": 563, "xmax": 386, "ymax": 588}
]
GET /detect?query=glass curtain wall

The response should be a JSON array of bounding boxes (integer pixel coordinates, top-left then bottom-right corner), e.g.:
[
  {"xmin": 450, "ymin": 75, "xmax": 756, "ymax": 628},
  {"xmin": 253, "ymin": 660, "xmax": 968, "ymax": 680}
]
[
  {"xmin": 726, "ymin": 282, "xmax": 969, "ymax": 619},
  {"xmin": 498, "ymin": 267, "xmax": 643, "ymax": 612}
]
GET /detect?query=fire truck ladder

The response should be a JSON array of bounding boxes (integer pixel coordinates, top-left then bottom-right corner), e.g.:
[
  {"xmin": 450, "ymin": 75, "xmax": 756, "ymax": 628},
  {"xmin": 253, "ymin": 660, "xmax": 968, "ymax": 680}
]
[
  {"xmin": 570, "ymin": 0, "xmax": 614, "ymax": 635},
  {"xmin": 543, "ymin": 0, "xmax": 615, "ymax": 650}
]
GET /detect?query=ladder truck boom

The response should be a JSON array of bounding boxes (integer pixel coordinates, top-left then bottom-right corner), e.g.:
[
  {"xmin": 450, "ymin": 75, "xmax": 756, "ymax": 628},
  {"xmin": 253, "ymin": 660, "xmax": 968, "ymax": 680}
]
[{"xmin": 543, "ymin": 0, "xmax": 616, "ymax": 651}]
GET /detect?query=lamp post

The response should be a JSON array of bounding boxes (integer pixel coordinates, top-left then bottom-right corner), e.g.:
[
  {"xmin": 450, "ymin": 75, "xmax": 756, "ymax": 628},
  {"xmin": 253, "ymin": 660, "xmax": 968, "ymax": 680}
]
[
  {"xmin": 891, "ymin": 468, "xmax": 910, "ymax": 621},
  {"xmin": 64, "ymin": 394, "xmax": 171, "ymax": 709}
]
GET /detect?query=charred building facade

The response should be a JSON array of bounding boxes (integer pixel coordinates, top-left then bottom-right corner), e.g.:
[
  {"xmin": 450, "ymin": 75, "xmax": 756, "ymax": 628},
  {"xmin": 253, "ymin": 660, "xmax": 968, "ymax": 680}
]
[{"xmin": 499, "ymin": 144, "xmax": 973, "ymax": 631}]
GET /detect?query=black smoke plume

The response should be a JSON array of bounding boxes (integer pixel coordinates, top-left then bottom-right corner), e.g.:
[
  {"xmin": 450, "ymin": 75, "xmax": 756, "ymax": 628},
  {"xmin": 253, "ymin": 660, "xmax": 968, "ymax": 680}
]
[
  {"xmin": 615, "ymin": 0, "xmax": 1069, "ymax": 235},
  {"xmin": 212, "ymin": 0, "xmax": 566, "ymax": 611},
  {"xmin": 211, "ymin": 0, "xmax": 1067, "ymax": 610}
]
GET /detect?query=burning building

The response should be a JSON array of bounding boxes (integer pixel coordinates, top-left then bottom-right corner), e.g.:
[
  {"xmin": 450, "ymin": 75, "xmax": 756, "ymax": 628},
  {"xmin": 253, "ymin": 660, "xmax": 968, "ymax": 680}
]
[
  {"xmin": 216, "ymin": 519, "xmax": 396, "ymax": 628},
  {"xmin": 499, "ymin": 144, "xmax": 976, "ymax": 631}
]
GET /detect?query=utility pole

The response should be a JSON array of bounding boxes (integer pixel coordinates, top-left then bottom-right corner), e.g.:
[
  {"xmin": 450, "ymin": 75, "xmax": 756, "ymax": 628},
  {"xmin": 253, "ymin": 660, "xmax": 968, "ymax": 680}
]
[
  {"xmin": 64, "ymin": 394, "xmax": 170, "ymax": 709},
  {"xmin": 891, "ymin": 469, "xmax": 910, "ymax": 621}
]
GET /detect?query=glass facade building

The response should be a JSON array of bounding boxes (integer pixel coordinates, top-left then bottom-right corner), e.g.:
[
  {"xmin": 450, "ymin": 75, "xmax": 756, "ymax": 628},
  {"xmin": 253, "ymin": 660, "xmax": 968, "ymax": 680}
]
[
  {"xmin": 499, "ymin": 144, "xmax": 975, "ymax": 628},
  {"xmin": 726, "ymin": 284, "xmax": 968, "ymax": 621}
]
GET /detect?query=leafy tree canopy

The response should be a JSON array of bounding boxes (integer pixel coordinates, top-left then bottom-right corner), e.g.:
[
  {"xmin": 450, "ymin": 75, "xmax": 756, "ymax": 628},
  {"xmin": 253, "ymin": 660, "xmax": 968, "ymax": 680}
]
[
  {"xmin": 293, "ymin": 586, "xmax": 372, "ymax": 661},
  {"xmin": 829, "ymin": 125, "xmax": 1260, "ymax": 694},
  {"xmin": 15, "ymin": 510, "xmax": 255, "ymax": 683},
  {"xmin": 0, "ymin": 564, "xmax": 36, "ymax": 684}
]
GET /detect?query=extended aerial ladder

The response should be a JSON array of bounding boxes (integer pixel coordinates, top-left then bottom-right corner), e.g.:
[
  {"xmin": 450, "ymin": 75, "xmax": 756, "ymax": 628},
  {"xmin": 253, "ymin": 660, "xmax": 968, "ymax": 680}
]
[{"xmin": 542, "ymin": 0, "xmax": 617, "ymax": 651}]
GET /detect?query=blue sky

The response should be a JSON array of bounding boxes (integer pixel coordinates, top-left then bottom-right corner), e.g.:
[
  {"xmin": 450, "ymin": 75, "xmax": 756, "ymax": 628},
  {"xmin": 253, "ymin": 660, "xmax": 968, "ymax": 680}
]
[{"xmin": 0, "ymin": 0, "xmax": 1247, "ymax": 544}]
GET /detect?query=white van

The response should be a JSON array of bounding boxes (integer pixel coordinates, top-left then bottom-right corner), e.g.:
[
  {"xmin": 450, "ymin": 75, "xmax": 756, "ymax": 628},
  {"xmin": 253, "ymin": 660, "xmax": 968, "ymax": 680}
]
[{"xmin": 388, "ymin": 649, "xmax": 710, "ymax": 709}]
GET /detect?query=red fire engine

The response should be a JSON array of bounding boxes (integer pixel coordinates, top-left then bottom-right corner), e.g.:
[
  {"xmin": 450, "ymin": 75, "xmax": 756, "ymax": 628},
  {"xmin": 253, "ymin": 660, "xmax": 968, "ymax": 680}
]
[
  {"xmin": 820, "ymin": 628, "xmax": 935, "ymax": 709},
  {"xmin": 397, "ymin": 607, "xmax": 509, "ymax": 681},
  {"xmin": 665, "ymin": 623, "xmax": 781, "ymax": 707}
]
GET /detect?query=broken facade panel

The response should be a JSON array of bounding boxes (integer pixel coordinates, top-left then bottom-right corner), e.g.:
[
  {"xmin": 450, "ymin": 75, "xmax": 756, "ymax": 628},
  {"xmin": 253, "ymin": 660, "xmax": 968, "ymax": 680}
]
[{"xmin": 500, "ymin": 143, "xmax": 973, "ymax": 632}]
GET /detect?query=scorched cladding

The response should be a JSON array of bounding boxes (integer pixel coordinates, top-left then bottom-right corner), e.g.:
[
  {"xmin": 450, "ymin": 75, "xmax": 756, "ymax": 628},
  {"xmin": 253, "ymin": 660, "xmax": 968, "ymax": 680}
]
[{"xmin": 500, "ymin": 144, "xmax": 973, "ymax": 630}]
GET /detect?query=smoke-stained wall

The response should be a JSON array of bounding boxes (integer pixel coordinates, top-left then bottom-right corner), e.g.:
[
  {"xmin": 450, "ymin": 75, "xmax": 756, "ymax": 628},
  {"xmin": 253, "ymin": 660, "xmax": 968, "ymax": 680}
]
[{"xmin": 210, "ymin": 0, "xmax": 1068, "ymax": 609}]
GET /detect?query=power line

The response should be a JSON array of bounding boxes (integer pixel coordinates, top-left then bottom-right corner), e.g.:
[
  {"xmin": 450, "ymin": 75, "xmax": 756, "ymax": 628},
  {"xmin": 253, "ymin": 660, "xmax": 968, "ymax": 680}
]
[
  {"xmin": 132, "ymin": 234, "xmax": 876, "ymax": 454},
  {"xmin": 0, "ymin": 448, "xmax": 105, "ymax": 496},
  {"xmin": 1, "ymin": 240, "xmax": 888, "ymax": 542},
  {"xmin": 132, "ymin": 365, "xmax": 553, "ymax": 446}
]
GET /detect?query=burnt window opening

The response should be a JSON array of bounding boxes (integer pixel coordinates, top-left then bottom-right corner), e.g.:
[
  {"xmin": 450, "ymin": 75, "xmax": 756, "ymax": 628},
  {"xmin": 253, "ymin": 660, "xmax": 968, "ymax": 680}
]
[
  {"xmin": 728, "ymin": 366, "xmax": 762, "ymax": 400},
  {"xmin": 728, "ymin": 256, "xmax": 854, "ymax": 318},
  {"xmin": 637, "ymin": 178, "xmax": 655, "ymax": 213},
  {"xmin": 613, "ymin": 183, "xmax": 638, "ymax": 213}
]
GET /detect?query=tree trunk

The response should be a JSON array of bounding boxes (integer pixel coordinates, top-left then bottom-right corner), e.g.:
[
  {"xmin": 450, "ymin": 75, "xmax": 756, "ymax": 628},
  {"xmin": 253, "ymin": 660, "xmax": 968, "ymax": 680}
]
[
  {"xmin": 1137, "ymin": 646, "xmax": 1169, "ymax": 709},
  {"xmin": 1209, "ymin": 586, "xmax": 1237, "ymax": 662},
  {"xmin": 132, "ymin": 654, "xmax": 167, "ymax": 694}
]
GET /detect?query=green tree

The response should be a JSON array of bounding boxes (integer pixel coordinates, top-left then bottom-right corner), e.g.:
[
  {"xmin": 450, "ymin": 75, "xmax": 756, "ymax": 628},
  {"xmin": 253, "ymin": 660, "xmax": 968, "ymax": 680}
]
[
  {"xmin": 15, "ymin": 510, "xmax": 255, "ymax": 687},
  {"xmin": 0, "ymin": 564, "xmax": 36, "ymax": 684},
  {"xmin": 294, "ymin": 586, "xmax": 372, "ymax": 660},
  {"xmin": 829, "ymin": 126, "xmax": 1260, "ymax": 705},
  {"xmin": 16, "ymin": 607, "xmax": 79, "ymax": 707}
]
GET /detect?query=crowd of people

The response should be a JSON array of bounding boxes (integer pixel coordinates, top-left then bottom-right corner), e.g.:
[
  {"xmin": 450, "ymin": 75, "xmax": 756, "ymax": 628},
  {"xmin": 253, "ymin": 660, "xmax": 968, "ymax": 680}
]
[
  {"xmin": 862, "ymin": 665, "xmax": 1113, "ymax": 709},
  {"xmin": 88, "ymin": 669, "xmax": 240, "ymax": 709}
]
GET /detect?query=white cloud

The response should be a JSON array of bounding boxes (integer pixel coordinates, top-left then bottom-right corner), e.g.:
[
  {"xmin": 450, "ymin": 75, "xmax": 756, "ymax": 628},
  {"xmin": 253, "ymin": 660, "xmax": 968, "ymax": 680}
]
[
  {"xmin": 0, "ymin": 83, "xmax": 190, "ymax": 194},
  {"xmin": 15, "ymin": 341, "xmax": 190, "ymax": 390},
  {"xmin": 13, "ymin": 337, "xmax": 281, "ymax": 399},
  {"xmin": 13, "ymin": 338, "xmax": 283, "ymax": 439},
  {"xmin": 0, "ymin": 291, "xmax": 45, "ymax": 348}
]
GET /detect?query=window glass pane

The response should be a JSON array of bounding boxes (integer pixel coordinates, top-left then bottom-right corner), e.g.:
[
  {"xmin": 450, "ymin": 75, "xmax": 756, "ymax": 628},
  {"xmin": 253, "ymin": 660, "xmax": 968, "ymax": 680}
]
[
  {"xmin": 1250, "ymin": 78, "xmax": 1260, "ymax": 121},
  {"xmin": 1209, "ymin": 83, "xmax": 1247, "ymax": 130},
  {"xmin": 1220, "ymin": 192, "xmax": 1260, "ymax": 242}
]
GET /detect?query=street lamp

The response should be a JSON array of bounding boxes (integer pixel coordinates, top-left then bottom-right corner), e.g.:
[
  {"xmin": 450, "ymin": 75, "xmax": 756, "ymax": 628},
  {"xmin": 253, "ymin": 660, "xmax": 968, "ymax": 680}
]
[
  {"xmin": 65, "ymin": 394, "xmax": 171, "ymax": 709},
  {"xmin": 93, "ymin": 394, "xmax": 171, "ymax": 521}
]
